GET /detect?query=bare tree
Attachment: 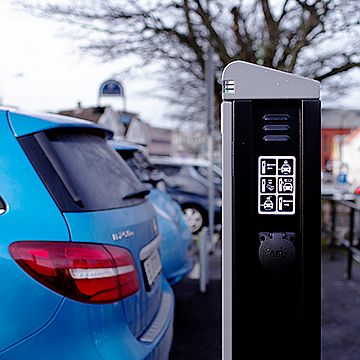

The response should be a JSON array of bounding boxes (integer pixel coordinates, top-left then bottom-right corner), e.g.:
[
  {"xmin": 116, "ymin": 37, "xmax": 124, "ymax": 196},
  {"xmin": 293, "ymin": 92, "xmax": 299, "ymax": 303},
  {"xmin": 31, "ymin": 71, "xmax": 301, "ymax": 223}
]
[{"xmin": 22, "ymin": 0, "xmax": 360, "ymax": 126}]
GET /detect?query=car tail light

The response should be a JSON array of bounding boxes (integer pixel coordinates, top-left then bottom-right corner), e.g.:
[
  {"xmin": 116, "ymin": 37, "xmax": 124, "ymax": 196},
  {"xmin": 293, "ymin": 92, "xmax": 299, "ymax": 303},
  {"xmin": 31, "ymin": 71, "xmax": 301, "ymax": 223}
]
[{"xmin": 9, "ymin": 241, "xmax": 139, "ymax": 303}]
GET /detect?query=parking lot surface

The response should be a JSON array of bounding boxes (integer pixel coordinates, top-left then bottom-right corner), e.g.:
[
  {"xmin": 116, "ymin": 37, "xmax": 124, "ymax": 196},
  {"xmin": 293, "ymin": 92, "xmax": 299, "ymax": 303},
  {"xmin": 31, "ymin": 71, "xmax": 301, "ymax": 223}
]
[
  {"xmin": 170, "ymin": 252, "xmax": 221, "ymax": 360},
  {"xmin": 168, "ymin": 245, "xmax": 360, "ymax": 360},
  {"xmin": 322, "ymin": 248, "xmax": 360, "ymax": 359}
]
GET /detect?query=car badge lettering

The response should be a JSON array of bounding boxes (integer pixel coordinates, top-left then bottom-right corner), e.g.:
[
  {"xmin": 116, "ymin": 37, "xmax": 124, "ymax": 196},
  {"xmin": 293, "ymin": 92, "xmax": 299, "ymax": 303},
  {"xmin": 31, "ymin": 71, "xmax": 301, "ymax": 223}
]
[{"xmin": 112, "ymin": 230, "xmax": 135, "ymax": 241}]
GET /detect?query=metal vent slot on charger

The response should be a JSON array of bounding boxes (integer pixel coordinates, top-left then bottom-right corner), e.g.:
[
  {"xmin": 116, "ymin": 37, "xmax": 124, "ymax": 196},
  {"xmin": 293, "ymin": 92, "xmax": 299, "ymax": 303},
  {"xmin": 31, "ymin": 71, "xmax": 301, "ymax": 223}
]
[{"xmin": 262, "ymin": 114, "xmax": 291, "ymax": 142}]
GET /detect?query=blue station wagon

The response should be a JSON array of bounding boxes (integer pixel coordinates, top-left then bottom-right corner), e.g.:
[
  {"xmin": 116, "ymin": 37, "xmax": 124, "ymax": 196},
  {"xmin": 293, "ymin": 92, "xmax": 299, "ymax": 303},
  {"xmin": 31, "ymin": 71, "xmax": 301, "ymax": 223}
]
[{"xmin": 0, "ymin": 109, "xmax": 174, "ymax": 359}]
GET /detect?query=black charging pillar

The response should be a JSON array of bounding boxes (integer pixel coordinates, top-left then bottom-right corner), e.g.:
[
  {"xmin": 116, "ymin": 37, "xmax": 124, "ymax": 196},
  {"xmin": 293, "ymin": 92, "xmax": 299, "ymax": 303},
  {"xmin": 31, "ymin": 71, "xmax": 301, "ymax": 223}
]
[{"xmin": 222, "ymin": 61, "xmax": 321, "ymax": 360}]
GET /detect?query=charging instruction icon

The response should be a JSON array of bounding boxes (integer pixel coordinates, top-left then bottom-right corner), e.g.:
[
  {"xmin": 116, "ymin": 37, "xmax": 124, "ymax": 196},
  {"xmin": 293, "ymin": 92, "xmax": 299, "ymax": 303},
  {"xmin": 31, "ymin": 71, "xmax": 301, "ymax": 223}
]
[
  {"xmin": 260, "ymin": 159, "xmax": 277, "ymax": 175},
  {"xmin": 278, "ymin": 195, "xmax": 294, "ymax": 212},
  {"xmin": 258, "ymin": 156, "xmax": 296, "ymax": 215},
  {"xmin": 278, "ymin": 178, "xmax": 293, "ymax": 193},
  {"xmin": 260, "ymin": 195, "xmax": 276, "ymax": 211},
  {"xmin": 260, "ymin": 177, "xmax": 276, "ymax": 193}
]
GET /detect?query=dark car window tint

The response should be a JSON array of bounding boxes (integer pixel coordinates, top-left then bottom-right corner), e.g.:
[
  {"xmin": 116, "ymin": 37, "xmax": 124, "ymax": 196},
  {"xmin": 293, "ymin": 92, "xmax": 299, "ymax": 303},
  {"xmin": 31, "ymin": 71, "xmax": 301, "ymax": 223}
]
[
  {"xmin": 195, "ymin": 166, "xmax": 222, "ymax": 184},
  {"xmin": 21, "ymin": 131, "xmax": 145, "ymax": 211},
  {"xmin": 155, "ymin": 164, "xmax": 180, "ymax": 176},
  {"xmin": 119, "ymin": 150, "xmax": 151, "ymax": 182},
  {"xmin": 118, "ymin": 150, "xmax": 164, "ymax": 187}
]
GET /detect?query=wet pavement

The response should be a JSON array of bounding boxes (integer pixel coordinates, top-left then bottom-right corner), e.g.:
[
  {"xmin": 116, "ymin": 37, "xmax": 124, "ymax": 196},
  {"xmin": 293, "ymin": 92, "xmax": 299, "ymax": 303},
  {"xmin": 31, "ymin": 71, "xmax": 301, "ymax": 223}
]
[
  {"xmin": 322, "ymin": 248, "xmax": 360, "ymax": 360},
  {"xmin": 170, "ymin": 252, "xmax": 221, "ymax": 360},
  {"xmin": 169, "ymin": 244, "xmax": 360, "ymax": 360}
]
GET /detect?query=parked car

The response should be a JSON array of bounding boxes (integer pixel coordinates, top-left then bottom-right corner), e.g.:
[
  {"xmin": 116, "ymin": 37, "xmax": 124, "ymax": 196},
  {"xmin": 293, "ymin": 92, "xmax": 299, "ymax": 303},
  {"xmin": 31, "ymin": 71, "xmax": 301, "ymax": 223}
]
[
  {"xmin": 149, "ymin": 156, "xmax": 222, "ymax": 234},
  {"xmin": 0, "ymin": 109, "xmax": 174, "ymax": 359},
  {"xmin": 110, "ymin": 141, "xmax": 194, "ymax": 285}
]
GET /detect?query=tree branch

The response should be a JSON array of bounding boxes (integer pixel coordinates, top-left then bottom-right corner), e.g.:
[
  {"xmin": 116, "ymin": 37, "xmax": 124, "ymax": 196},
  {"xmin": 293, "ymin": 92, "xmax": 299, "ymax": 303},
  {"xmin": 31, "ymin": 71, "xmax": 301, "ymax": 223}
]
[
  {"xmin": 315, "ymin": 62, "xmax": 360, "ymax": 81},
  {"xmin": 230, "ymin": 6, "xmax": 256, "ymax": 62},
  {"xmin": 17, "ymin": 0, "xmax": 360, "ymax": 127},
  {"xmin": 193, "ymin": 0, "xmax": 232, "ymax": 64},
  {"xmin": 261, "ymin": 0, "xmax": 280, "ymax": 67}
]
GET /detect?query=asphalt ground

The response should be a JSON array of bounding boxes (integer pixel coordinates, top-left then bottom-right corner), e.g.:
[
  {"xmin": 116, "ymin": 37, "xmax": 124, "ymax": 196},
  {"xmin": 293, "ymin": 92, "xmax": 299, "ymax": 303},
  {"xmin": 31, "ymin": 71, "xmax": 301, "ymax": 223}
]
[
  {"xmin": 168, "ymin": 241, "xmax": 360, "ymax": 359},
  {"xmin": 169, "ymin": 252, "xmax": 221, "ymax": 360},
  {"xmin": 322, "ymin": 248, "xmax": 360, "ymax": 360}
]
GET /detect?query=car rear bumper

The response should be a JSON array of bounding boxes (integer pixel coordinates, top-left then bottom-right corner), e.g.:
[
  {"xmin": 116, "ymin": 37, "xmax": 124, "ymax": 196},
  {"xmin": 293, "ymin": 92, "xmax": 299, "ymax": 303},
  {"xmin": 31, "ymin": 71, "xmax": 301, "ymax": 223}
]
[
  {"xmin": 159, "ymin": 219, "xmax": 194, "ymax": 285},
  {"xmin": 167, "ymin": 256, "xmax": 194, "ymax": 286},
  {"xmin": 1, "ymin": 279, "xmax": 175, "ymax": 360}
]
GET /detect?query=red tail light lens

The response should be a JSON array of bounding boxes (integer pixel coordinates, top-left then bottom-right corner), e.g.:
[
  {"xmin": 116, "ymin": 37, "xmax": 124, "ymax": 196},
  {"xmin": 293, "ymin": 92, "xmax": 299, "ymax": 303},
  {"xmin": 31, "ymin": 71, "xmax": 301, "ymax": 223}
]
[{"xmin": 9, "ymin": 241, "xmax": 139, "ymax": 303}]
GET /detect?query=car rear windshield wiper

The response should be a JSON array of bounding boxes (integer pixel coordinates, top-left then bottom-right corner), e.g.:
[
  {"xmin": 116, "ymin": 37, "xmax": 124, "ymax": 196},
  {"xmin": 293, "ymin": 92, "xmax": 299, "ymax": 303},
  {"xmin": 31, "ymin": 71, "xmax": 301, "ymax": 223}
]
[{"xmin": 122, "ymin": 185, "xmax": 151, "ymax": 200}]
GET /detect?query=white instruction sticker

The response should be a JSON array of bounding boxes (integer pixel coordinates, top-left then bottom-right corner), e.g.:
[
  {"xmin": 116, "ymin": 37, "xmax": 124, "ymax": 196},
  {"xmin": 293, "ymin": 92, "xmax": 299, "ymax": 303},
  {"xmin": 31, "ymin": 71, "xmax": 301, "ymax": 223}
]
[{"xmin": 258, "ymin": 156, "xmax": 296, "ymax": 215}]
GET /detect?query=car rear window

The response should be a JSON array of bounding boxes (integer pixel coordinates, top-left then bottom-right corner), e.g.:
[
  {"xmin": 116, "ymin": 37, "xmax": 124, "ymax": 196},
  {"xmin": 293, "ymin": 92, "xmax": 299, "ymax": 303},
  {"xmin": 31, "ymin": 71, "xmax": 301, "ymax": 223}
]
[
  {"xmin": 119, "ymin": 150, "xmax": 155, "ymax": 182},
  {"xmin": 20, "ymin": 130, "xmax": 147, "ymax": 212}
]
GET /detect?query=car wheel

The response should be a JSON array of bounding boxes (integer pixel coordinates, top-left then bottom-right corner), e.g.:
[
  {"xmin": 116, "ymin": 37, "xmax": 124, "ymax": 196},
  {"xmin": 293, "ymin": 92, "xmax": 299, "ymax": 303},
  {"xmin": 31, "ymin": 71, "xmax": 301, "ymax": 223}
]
[{"xmin": 182, "ymin": 206, "xmax": 205, "ymax": 234}]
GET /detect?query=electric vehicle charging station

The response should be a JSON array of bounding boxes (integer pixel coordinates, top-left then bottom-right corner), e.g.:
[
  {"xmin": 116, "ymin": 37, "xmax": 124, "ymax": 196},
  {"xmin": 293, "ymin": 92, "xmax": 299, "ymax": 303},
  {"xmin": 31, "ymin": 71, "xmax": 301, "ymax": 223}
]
[{"xmin": 222, "ymin": 61, "xmax": 321, "ymax": 359}]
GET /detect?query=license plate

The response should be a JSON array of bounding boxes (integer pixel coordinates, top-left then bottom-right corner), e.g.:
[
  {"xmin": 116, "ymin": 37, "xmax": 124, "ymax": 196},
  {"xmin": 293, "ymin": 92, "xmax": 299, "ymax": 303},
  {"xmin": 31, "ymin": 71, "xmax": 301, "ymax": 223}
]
[{"xmin": 143, "ymin": 250, "xmax": 162, "ymax": 289}]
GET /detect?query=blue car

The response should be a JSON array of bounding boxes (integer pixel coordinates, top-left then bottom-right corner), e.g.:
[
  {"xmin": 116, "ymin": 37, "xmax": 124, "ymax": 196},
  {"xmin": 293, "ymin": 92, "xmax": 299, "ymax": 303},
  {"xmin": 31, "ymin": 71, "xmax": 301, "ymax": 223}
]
[
  {"xmin": 110, "ymin": 141, "xmax": 193, "ymax": 286},
  {"xmin": 0, "ymin": 109, "xmax": 174, "ymax": 359}
]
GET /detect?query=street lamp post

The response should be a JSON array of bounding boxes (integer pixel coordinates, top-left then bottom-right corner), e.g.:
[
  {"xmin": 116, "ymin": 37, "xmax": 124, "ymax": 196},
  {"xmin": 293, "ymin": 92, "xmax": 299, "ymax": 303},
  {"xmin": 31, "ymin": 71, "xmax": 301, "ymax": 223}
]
[
  {"xmin": 206, "ymin": 46, "xmax": 215, "ymax": 247},
  {"xmin": 206, "ymin": 0, "xmax": 215, "ymax": 243}
]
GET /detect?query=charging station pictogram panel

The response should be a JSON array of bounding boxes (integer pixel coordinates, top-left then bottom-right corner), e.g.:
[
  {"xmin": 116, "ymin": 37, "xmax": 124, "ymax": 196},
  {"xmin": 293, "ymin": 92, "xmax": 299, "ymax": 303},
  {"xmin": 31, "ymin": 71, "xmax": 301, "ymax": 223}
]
[{"xmin": 258, "ymin": 156, "xmax": 296, "ymax": 215}]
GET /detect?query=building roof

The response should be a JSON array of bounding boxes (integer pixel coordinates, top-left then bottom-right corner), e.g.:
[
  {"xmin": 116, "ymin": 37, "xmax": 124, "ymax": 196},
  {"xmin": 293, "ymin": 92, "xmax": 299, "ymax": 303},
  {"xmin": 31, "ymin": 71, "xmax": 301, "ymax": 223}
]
[
  {"xmin": 59, "ymin": 106, "xmax": 106, "ymax": 123},
  {"xmin": 59, "ymin": 106, "xmax": 139, "ymax": 126}
]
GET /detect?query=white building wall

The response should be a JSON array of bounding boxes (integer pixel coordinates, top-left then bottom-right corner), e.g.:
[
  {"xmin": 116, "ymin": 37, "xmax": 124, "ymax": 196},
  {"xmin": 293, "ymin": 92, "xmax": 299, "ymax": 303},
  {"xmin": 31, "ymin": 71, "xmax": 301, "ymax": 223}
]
[
  {"xmin": 98, "ymin": 107, "xmax": 125, "ymax": 138},
  {"xmin": 126, "ymin": 118, "xmax": 151, "ymax": 145},
  {"xmin": 343, "ymin": 135, "xmax": 360, "ymax": 185}
]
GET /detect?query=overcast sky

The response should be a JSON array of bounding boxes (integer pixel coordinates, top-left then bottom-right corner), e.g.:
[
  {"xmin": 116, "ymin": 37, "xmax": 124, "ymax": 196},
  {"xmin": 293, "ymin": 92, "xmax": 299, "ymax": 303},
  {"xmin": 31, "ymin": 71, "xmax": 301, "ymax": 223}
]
[
  {"xmin": 0, "ymin": 0, "xmax": 170, "ymax": 126},
  {"xmin": 0, "ymin": 0, "xmax": 359, "ymax": 128}
]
